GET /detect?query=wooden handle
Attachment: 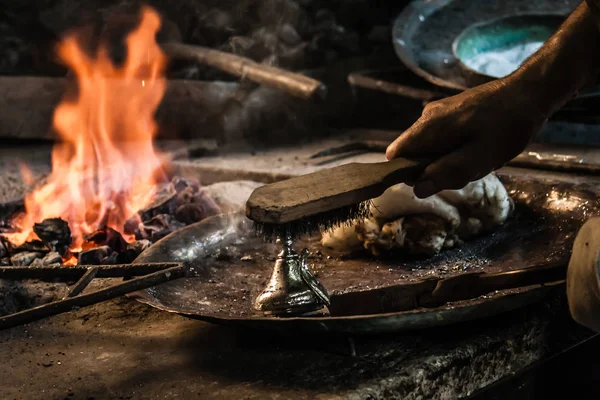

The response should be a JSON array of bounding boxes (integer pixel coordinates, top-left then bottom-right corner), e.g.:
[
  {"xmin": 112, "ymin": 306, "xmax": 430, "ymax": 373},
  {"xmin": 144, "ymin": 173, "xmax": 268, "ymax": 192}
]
[
  {"xmin": 376, "ymin": 157, "xmax": 431, "ymax": 189},
  {"xmin": 246, "ymin": 157, "xmax": 430, "ymax": 225}
]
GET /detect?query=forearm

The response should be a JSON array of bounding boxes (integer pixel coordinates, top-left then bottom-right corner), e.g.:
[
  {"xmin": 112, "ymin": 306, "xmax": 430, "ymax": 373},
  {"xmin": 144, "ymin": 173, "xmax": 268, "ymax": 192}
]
[{"xmin": 510, "ymin": 1, "xmax": 600, "ymax": 117}]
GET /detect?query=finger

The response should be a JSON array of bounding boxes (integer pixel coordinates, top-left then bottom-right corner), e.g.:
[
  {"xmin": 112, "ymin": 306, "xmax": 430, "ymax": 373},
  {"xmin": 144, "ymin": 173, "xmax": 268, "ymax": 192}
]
[
  {"xmin": 421, "ymin": 100, "xmax": 445, "ymax": 116},
  {"xmin": 386, "ymin": 117, "xmax": 447, "ymax": 160},
  {"xmin": 412, "ymin": 141, "xmax": 494, "ymax": 198}
]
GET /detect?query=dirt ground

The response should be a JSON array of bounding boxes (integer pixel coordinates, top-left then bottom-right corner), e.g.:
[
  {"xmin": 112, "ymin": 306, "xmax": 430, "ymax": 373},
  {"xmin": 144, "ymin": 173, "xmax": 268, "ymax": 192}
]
[
  {"xmin": 0, "ymin": 289, "xmax": 339, "ymax": 400},
  {"xmin": 0, "ymin": 279, "xmax": 590, "ymax": 400}
]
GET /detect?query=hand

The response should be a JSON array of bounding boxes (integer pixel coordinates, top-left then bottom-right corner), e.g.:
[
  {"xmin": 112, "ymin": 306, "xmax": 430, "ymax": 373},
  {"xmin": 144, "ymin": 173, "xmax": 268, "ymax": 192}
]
[{"xmin": 386, "ymin": 76, "xmax": 550, "ymax": 198}]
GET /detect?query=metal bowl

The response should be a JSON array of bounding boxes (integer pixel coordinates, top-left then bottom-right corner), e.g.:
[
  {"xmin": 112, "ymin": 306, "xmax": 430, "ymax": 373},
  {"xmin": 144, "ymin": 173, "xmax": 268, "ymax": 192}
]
[{"xmin": 392, "ymin": 0, "xmax": 579, "ymax": 90}]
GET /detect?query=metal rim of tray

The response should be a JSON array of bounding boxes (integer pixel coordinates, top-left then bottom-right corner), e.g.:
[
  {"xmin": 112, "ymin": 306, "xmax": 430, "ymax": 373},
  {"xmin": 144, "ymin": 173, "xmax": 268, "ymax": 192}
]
[{"xmin": 131, "ymin": 281, "xmax": 559, "ymax": 334}]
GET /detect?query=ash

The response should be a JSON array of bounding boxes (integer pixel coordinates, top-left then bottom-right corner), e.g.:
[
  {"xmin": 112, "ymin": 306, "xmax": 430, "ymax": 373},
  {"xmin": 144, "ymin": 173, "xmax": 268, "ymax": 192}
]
[{"xmin": 461, "ymin": 41, "xmax": 544, "ymax": 78}]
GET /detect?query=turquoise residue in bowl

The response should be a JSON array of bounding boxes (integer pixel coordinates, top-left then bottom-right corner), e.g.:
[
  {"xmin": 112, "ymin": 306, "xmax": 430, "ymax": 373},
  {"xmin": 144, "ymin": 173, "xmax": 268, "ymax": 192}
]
[{"xmin": 454, "ymin": 15, "xmax": 564, "ymax": 78}]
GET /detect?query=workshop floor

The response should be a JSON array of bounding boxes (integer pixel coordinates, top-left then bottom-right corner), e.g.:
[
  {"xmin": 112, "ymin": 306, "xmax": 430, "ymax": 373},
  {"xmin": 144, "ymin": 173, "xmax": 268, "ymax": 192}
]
[
  {"xmin": 0, "ymin": 285, "xmax": 597, "ymax": 400},
  {"xmin": 0, "ymin": 139, "xmax": 598, "ymax": 400}
]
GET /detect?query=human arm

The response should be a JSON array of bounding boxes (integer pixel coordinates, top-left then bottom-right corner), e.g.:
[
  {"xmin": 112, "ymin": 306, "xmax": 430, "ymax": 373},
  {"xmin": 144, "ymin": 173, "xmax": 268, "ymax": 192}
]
[{"xmin": 386, "ymin": 1, "xmax": 600, "ymax": 198}]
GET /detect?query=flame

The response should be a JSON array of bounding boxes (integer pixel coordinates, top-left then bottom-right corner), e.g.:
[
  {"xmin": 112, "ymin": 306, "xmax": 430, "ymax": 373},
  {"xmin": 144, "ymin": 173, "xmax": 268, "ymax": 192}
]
[{"xmin": 7, "ymin": 7, "xmax": 168, "ymax": 249}]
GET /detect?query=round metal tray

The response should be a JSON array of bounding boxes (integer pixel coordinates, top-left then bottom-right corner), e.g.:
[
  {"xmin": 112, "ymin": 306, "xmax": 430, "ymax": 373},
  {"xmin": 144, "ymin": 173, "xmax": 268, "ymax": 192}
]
[{"xmin": 130, "ymin": 173, "xmax": 600, "ymax": 334}]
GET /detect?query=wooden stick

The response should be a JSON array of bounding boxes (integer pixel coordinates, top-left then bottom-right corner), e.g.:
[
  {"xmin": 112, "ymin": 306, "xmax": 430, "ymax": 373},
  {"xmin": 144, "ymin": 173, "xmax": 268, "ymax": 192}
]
[
  {"xmin": 162, "ymin": 42, "xmax": 326, "ymax": 101},
  {"xmin": 0, "ymin": 265, "xmax": 185, "ymax": 331},
  {"xmin": 0, "ymin": 262, "xmax": 181, "ymax": 281},
  {"xmin": 348, "ymin": 71, "xmax": 448, "ymax": 102},
  {"xmin": 63, "ymin": 267, "xmax": 99, "ymax": 299}
]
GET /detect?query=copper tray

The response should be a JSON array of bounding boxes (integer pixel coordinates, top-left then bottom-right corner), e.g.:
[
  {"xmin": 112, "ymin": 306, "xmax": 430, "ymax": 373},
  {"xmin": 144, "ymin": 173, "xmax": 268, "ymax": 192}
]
[{"xmin": 130, "ymin": 172, "xmax": 600, "ymax": 333}]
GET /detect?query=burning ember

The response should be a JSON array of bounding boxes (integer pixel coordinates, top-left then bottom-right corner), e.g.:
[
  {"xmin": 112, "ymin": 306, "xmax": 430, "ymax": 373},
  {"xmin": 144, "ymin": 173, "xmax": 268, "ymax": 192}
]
[{"xmin": 8, "ymin": 7, "xmax": 168, "ymax": 251}]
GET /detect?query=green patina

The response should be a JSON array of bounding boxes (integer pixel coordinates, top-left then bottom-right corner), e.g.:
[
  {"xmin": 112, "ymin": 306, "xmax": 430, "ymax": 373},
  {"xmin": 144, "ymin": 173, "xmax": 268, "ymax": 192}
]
[{"xmin": 454, "ymin": 15, "xmax": 563, "ymax": 62}]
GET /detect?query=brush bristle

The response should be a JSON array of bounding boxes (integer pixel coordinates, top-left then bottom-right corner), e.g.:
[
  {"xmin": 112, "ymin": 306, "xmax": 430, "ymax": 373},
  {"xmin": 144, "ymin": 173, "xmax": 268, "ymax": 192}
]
[{"xmin": 253, "ymin": 200, "xmax": 372, "ymax": 242}]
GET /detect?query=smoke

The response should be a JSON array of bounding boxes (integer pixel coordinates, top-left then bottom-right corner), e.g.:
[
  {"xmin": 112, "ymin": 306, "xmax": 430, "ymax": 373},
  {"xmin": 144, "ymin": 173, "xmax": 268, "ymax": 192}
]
[
  {"xmin": 0, "ymin": 0, "xmax": 411, "ymax": 145},
  {"xmin": 1, "ymin": 0, "xmax": 379, "ymax": 78}
]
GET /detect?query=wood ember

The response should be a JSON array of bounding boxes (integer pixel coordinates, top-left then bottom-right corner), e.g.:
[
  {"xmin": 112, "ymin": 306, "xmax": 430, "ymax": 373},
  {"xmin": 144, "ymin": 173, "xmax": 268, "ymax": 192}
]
[
  {"xmin": 33, "ymin": 218, "xmax": 71, "ymax": 246},
  {"xmin": 83, "ymin": 227, "xmax": 128, "ymax": 253},
  {"xmin": 10, "ymin": 252, "xmax": 44, "ymax": 267},
  {"xmin": 30, "ymin": 252, "xmax": 63, "ymax": 268},
  {"xmin": 192, "ymin": 189, "xmax": 221, "ymax": 214},
  {"xmin": 175, "ymin": 188, "xmax": 221, "ymax": 224},
  {"xmin": 12, "ymin": 240, "xmax": 51, "ymax": 254},
  {"xmin": 172, "ymin": 177, "xmax": 200, "ymax": 193},
  {"xmin": 123, "ymin": 216, "xmax": 141, "ymax": 236},
  {"xmin": 78, "ymin": 246, "xmax": 116, "ymax": 265},
  {"xmin": 137, "ymin": 214, "xmax": 185, "ymax": 242},
  {"xmin": 116, "ymin": 240, "xmax": 153, "ymax": 264},
  {"xmin": 33, "ymin": 218, "xmax": 72, "ymax": 256},
  {"xmin": 128, "ymin": 240, "xmax": 152, "ymax": 254},
  {"xmin": 0, "ymin": 240, "xmax": 7, "ymax": 259},
  {"xmin": 115, "ymin": 250, "xmax": 137, "ymax": 264},
  {"xmin": 137, "ymin": 183, "xmax": 178, "ymax": 222},
  {"xmin": 102, "ymin": 252, "xmax": 120, "ymax": 265},
  {"xmin": 175, "ymin": 204, "xmax": 211, "ymax": 225},
  {"xmin": 175, "ymin": 186, "xmax": 197, "ymax": 206}
]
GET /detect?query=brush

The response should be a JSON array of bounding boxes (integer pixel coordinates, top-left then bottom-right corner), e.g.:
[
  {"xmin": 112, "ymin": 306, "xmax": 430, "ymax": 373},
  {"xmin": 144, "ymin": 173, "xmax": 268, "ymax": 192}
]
[{"xmin": 246, "ymin": 157, "xmax": 429, "ymax": 240}]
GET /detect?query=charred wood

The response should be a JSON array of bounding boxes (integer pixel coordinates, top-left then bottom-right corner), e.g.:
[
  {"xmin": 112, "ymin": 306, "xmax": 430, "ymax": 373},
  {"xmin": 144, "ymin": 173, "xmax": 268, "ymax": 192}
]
[
  {"xmin": 78, "ymin": 245, "xmax": 115, "ymax": 265},
  {"xmin": 33, "ymin": 218, "xmax": 71, "ymax": 247},
  {"xmin": 83, "ymin": 227, "xmax": 128, "ymax": 254},
  {"xmin": 137, "ymin": 214, "xmax": 185, "ymax": 242},
  {"xmin": 10, "ymin": 251, "xmax": 44, "ymax": 267}
]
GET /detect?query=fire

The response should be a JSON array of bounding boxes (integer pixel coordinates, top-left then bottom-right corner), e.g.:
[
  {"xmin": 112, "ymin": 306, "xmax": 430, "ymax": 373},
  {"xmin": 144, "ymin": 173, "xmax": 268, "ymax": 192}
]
[{"xmin": 7, "ymin": 7, "xmax": 168, "ymax": 250}]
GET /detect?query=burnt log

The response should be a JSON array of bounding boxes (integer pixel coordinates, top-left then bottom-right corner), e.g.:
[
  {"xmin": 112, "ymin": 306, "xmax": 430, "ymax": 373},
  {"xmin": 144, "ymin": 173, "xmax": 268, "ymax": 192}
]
[
  {"xmin": 175, "ymin": 186, "xmax": 196, "ymax": 206},
  {"xmin": 33, "ymin": 218, "xmax": 72, "ymax": 255},
  {"xmin": 30, "ymin": 251, "xmax": 62, "ymax": 268},
  {"xmin": 175, "ymin": 204, "xmax": 206, "ymax": 225},
  {"xmin": 83, "ymin": 228, "xmax": 128, "ymax": 254},
  {"xmin": 137, "ymin": 184, "xmax": 178, "ymax": 222},
  {"xmin": 12, "ymin": 240, "xmax": 51, "ymax": 254},
  {"xmin": 137, "ymin": 214, "xmax": 185, "ymax": 241},
  {"xmin": 78, "ymin": 245, "xmax": 115, "ymax": 265},
  {"xmin": 116, "ymin": 239, "xmax": 153, "ymax": 264},
  {"xmin": 174, "ymin": 186, "xmax": 221, "ymax": 224},
  {"xmin": 33, "ymin": 218, "xmax": 71, "ymax": 247},
  {"xmin": 0, "ymin": 241, "xmax": 7, "ymax": 259},
  {"xmin": 10, "ymin": 252, "xmax": 43, "ymax": 267},
  {"xmin": 117, "ymin": 239, "xmax": 152, "ymax": 264},
  {"xmin": 172, "ymin": 176, "xmax": 200, "ymax": 193}
]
